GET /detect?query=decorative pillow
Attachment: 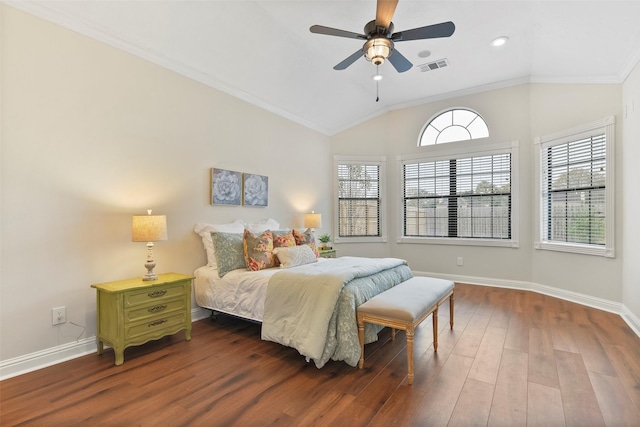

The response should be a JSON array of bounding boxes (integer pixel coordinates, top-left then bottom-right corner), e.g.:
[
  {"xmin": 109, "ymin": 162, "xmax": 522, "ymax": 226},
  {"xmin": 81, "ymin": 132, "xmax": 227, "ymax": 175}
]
[
  {"xmin": 194, "ymin": 220, "xmax": 244, "ymax": 267},
  {"xmin": 210, "ymin": 232, "xmax": 246, "ymax": 277},
  {"xmin": 272, "ymin": 230, "xmax": 296, "ymax": 247},
  {"xmin": 292, "ymin": 228, "xmax": 319, "ymax": 258},
  {"xmin": 271, "ymin": 230, "xmax": 296, "ymax": 266},
  {"xmin": 274, "ymin": 245, "xmax": 318, "ymax": 269},
  {"xmin": 243, "ymin": 229, "xmax": 275, "ymax": 271}
]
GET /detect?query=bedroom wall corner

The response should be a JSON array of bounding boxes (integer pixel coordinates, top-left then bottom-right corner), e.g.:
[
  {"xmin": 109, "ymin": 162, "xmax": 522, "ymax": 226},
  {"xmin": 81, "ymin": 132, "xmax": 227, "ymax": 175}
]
[
  {"xmin": 622, "ymin": 59, "xmax": 640, "ymax": 327},
  {"xmin": 330, "ymin": 81, "xmax": 626, "ymax": 307}
]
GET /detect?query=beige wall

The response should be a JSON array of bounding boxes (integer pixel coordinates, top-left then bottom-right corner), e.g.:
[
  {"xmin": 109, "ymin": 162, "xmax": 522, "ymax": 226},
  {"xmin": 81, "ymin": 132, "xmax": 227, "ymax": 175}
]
[
  {"xmin": 622, "ymin": 61, "xmax": 640, "ymax": 320},
  {"xmin": 331, "ymin": 83, "xmax": 626, "ymax": 304},
  {"xmin": 0, "ymin": 6, "xmax": 331, "ymax": 361}
]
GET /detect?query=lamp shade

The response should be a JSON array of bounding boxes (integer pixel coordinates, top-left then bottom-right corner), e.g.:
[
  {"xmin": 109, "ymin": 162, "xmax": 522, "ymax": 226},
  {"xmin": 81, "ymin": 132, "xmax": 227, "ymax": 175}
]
[
  {"xmin": 304, "ymin": 212, "xmax": 322, "ymax": 229},
  {"xmin": 132, "ymin": 214, "xmax": 168, "ymax": 242}
]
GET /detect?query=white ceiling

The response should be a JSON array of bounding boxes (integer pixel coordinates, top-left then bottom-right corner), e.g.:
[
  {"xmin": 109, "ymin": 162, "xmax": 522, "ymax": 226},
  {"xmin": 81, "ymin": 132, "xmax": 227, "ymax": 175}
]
[{"xmin": 9, "ymin": 0, "xmax": 640, "ymax": 135}]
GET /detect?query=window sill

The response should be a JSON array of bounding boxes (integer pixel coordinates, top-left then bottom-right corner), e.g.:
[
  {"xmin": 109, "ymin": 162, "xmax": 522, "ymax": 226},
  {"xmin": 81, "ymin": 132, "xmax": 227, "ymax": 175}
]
[
  {"xmin": 534, "ymin": 241, "xmax": 614, "ymax": 258},
  {"xmin": 334, "ymin": 236, "xmax": 387, "ymax": 244},
  {"xmin": 397, "ymin": 236, "xmax": 518, "ymax": 248}
]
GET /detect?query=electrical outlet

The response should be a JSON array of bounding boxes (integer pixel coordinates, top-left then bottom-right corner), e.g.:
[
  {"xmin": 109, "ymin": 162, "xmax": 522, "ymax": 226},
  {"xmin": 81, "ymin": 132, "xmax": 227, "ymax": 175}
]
[
  {"xmin": 52, "ymin": 306, "xmax": 66, "ymax": 325},
  {"xmin": 457, "ymin": 257, "xmax": 464, "ymax": 266}
]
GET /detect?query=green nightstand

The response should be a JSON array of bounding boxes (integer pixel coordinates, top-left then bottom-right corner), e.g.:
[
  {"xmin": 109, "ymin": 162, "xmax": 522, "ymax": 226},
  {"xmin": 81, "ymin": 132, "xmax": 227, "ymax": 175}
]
[
  {"xmin": 318, "ymin": 249, "xmax": 337, "ymax": 258},
  {"xmin": 91, "ymin": 273, "xmax": 193, "ymax": 366}
]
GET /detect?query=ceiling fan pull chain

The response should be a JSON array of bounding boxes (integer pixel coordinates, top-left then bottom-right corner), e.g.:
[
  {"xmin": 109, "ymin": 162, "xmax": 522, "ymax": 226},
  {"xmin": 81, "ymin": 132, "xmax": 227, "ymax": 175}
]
[{"xmin": 376, "ymin": 65, "xmax": 380, "ymax": 102}]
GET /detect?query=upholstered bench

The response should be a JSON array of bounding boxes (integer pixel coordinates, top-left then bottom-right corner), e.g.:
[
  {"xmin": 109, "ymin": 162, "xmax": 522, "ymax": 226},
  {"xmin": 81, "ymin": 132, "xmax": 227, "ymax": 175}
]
[{"xmin": 357, "ymin": 276, "xmax": 455, "ymax": 385}]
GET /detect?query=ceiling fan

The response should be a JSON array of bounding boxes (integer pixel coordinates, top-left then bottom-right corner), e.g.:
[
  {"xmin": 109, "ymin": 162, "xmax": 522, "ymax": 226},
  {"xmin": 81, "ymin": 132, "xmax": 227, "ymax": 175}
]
[{"xmin": 310, "ymin": 0, "xmax": 455, "ymax": 73}]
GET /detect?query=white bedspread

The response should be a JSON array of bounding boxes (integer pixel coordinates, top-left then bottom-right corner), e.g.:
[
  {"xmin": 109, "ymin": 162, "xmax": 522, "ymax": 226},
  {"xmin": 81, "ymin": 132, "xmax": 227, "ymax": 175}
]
[
  {"xmin": 261, "ymin": 256, "xmax": 407, "ymax": 362},
  {"xmin": 193, "ymin": 259, "xmax": 333, "ymax": 321},
  {"xmin": 193, "ymin": 265, "xmax": 276, "ymax": 322}
]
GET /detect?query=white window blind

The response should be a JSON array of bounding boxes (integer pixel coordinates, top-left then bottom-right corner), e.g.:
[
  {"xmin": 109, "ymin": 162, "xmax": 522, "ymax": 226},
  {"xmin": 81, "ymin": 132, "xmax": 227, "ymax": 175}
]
[
  {"xmin": 542, "ymin": 135, "xmax": 606, "ymax": 245},
  {"xmin": 338, "ymin": 164, "xmax": 381, "ymax": 237},
  {"xmin": 536, "ymin": 116, "xmax": 615, "ymax": 257},
  {"xmin": 403, "ymin": 153, "xmax": 511, "ymax": 239}
]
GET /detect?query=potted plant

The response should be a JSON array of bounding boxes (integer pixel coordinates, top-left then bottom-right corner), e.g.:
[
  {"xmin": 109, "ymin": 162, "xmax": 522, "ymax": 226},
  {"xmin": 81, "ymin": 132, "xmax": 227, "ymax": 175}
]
[{"xmin": 318, "ymin": 233, "xmax": 331, "ymax": 249}]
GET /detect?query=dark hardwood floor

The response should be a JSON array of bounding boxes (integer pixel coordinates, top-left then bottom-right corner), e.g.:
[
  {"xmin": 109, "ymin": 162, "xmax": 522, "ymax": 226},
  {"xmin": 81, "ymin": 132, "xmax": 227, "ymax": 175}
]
[{"xmin": 2, "ymin": 283, "xmax": 640, "ymax": 426}]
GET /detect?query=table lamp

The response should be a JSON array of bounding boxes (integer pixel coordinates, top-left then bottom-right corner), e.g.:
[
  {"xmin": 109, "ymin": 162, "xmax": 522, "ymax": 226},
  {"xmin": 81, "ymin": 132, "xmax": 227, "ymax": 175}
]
[
  {"xmin": 132, "ymin": 210, "xmax": 168, "ymax": 281},
  {"xmin": 304, "ymin": 211, "xmax": 322, "ymax": 233}
]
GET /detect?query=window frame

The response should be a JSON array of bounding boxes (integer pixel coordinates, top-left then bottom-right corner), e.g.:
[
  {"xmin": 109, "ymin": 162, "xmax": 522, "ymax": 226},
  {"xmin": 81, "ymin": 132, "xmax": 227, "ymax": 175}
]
[
  {"xmin": 418, "ymin": 107, "xmax": 490, "ymax": 146},
  {"xmin": 534, "ymin": 116, "xmax": 615, "ymax": 257},
  {"xmin": 397, "ymin": 139, "xmax": 519, "ymax": 247},
  {"xmin": 334, "ymin": 155, "xmax": 387, "ymax": 244}
]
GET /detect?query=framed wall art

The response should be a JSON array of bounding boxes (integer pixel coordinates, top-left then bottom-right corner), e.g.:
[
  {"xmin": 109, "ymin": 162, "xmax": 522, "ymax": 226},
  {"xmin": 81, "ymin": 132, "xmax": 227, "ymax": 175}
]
[
  {"xmin": 243, "ymin": 173, "xmax": 268, "ymax": 207},
  {"xmin": 211, "ymin": 168, "xmax": 242, "ymax": 206}
]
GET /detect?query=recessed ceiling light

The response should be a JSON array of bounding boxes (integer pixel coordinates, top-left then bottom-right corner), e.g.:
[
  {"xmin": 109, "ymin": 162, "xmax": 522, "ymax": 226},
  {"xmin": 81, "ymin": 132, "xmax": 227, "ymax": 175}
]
[
  {"xmin": 491, "ymin": 36, "xmax": 509, "ymax": 47},
  {"xmin": 418, "ymin": 50, "xmax": 431, "ymax": 58},
  {"xmin": 372, "ymin": 74, "xmax": 383, "ymax": 81}
]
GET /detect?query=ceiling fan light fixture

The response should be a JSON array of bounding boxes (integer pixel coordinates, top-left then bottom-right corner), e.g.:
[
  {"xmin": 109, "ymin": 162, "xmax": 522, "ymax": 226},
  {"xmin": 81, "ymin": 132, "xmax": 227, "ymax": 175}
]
[{"xmin": 364, "ymin": 37, "xmax": 393, "ymax": 66}]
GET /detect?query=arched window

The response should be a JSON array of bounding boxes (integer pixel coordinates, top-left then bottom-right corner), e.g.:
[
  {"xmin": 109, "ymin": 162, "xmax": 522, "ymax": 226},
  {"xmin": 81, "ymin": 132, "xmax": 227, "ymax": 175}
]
[{"xmin": 419, "ymin": 108, "xmax": 489, "ymax": 146}]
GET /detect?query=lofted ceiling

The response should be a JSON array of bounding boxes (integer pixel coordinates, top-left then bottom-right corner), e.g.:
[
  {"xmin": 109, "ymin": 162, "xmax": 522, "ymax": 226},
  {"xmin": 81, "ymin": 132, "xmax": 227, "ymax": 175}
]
[{"xmin": 8, "ymin": 0, "xmax": 640, "ymax": 135}]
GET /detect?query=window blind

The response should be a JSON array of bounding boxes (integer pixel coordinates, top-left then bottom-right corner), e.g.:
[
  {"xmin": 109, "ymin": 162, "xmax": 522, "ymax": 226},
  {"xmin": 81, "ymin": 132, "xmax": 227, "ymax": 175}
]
[
  {"xmin": 338, "ymin": 164, "xmax": 381, "ymax": 237},
  {"xmin": 403, "ymin": 153, "xmax": 511, "ymax": 239},
  {"xmin": 541, "ymin": 134, "xmax": 606, "ymax": 245}
]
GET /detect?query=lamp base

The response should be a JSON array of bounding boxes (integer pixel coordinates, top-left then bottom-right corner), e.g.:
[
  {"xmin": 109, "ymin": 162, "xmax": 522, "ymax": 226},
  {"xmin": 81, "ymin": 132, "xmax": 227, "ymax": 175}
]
[
  {"xmin": 142, "ymin": 259, "xmax": 158, "ymax": 281},
  {"xmin": 142, "ymin": 242, "xmax": 158, "ymax": 281},
  {"xmin": 142, "ymin": 272, "xmax": 158, "ymax": 281}
]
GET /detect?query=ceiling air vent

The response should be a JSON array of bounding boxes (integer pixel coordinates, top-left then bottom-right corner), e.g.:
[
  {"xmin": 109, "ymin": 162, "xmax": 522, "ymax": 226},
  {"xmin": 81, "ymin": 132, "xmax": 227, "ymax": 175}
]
[{"xmin": 418, "ymin": 58, "xmax": 449, "ymax": 72}]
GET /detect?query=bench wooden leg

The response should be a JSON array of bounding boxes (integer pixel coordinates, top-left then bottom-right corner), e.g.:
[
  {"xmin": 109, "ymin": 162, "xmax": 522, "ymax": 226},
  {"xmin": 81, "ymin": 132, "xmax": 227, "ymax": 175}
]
[
  {"xmin": 406, "ymin": 325, "xmax": 415, "ymax": 385},
  {"xmin": 358, "ymin": 316, "xmax": 365, "ymax": 369},
  {"xmin": 432, "ymin": 306, "xmax": 439, "ymax": 352},
  {"xmin": 450, "ymin": 291, "xmax": 455, "ymax": 329},
  {"xmin": 391, "ymin": 328, "xmax": 396, "ymax": 341}
]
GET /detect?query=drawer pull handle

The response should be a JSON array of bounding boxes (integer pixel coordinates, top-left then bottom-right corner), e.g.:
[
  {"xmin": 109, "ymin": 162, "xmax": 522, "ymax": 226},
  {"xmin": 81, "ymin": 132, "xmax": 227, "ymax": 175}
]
[
  {"xmin": 148, "ymin": 290, "xmax": 167, "ymax": 298},
  {"xmin": 148, "ymin": 319, "xmax": 167, "ymax": 327},
  {"xmin": 148, "ymin": 305, "xmax": 167, "ymax": 313}
]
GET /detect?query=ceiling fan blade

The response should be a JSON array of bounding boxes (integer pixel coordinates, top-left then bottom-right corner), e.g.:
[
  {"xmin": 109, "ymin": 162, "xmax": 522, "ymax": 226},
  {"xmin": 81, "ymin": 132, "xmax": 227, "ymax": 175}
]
[
  {"xmin": 376, "ymin": 0, "xmax": 399, "ymax": 29},
  {"xmin": 334, "ymin": 49, "xmax": 364, "ymax": 70},
  {"xmin": 388, "ymin": 49, "xmax": 412, "ymax": 73},
  {"xmin": 392, "ymin": 21, "xmax": 455, "ymax": 42},
  {"xmin": 310, "ymin": 25, "xmax": 366, "ymax": 40}
]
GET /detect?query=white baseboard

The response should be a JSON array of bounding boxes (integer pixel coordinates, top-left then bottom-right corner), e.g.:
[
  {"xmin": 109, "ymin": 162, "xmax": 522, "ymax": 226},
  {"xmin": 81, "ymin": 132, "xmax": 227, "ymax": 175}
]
[
  {"xmin": 621, "ymin": 305, "xmax": 640, "ymax": 337},
  {"xmin": 0, "ymin": 337, "xmax": 96, "ymax": 381},
  {"xmin": 0, "ymin": 307, "xmax": 211, "ymax": 381},
  {"xmin": 191, "ymin": 306, "xmax": 211, "ymax": 322},
  {"xmin": 412, "ymin": 270, "xmax": 639, "ymax": 333}
]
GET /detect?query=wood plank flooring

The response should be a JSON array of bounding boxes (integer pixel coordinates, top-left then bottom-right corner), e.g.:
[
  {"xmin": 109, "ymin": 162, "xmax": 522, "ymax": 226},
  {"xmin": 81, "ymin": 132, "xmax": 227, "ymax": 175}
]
[{"xmin": 2, "ymin": 283, "xmax": 640, "ymax": 426}]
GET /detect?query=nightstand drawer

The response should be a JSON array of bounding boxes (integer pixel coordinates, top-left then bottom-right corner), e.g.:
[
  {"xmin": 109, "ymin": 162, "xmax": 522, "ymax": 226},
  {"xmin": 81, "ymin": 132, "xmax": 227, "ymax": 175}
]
[
  {"xmin": 125, "ymin": 312, "xmax": 187, "ymax": 341},
  {"xmin": 125, "ymin": 297, "xmax": 186, "ymax": 323},
  {"xmin": 124, "ymin": 281, "xmax": 187, "ymax": 307}
]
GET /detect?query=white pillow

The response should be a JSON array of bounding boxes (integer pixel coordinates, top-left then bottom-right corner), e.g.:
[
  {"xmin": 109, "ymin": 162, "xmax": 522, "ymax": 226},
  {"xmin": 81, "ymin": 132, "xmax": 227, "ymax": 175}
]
[
  {"xmin": 244, "ymin": 218, "xmax": 280, "ymax": 234},
  {"xmin": 194, "ymin": 220, "xmax": 244, "ymax": 267},
  {"xmin": 273, "ymin": 245, "xmax": 317, "ymax": 269}
]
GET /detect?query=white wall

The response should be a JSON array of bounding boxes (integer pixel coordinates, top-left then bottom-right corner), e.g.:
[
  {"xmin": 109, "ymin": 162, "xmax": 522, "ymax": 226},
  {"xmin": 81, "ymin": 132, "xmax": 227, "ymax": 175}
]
[
  {"xmin": 622, "ymin": 62, "xmax": 640, "ymax": 323},
  {"xmin": 0, "ymin": 6, "xmax": 331, "ymax": 362},
  {"xmin": 331, "ymin": 83, "xmax": 627, "ymax": 305},
  {"xmin": 529, "ymin": 84, "xmax": 623, "ymax": 301},
  {"xmin": 333, "ymin": 85, "xmax": 533, "ymax": 280}
]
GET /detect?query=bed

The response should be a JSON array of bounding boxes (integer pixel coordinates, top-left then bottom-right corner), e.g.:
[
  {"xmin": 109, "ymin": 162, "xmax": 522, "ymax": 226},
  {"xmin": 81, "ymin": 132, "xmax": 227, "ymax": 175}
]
[{"xmin": 193, "ymin": 220, "xmax": 413, "ymax": 368}]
